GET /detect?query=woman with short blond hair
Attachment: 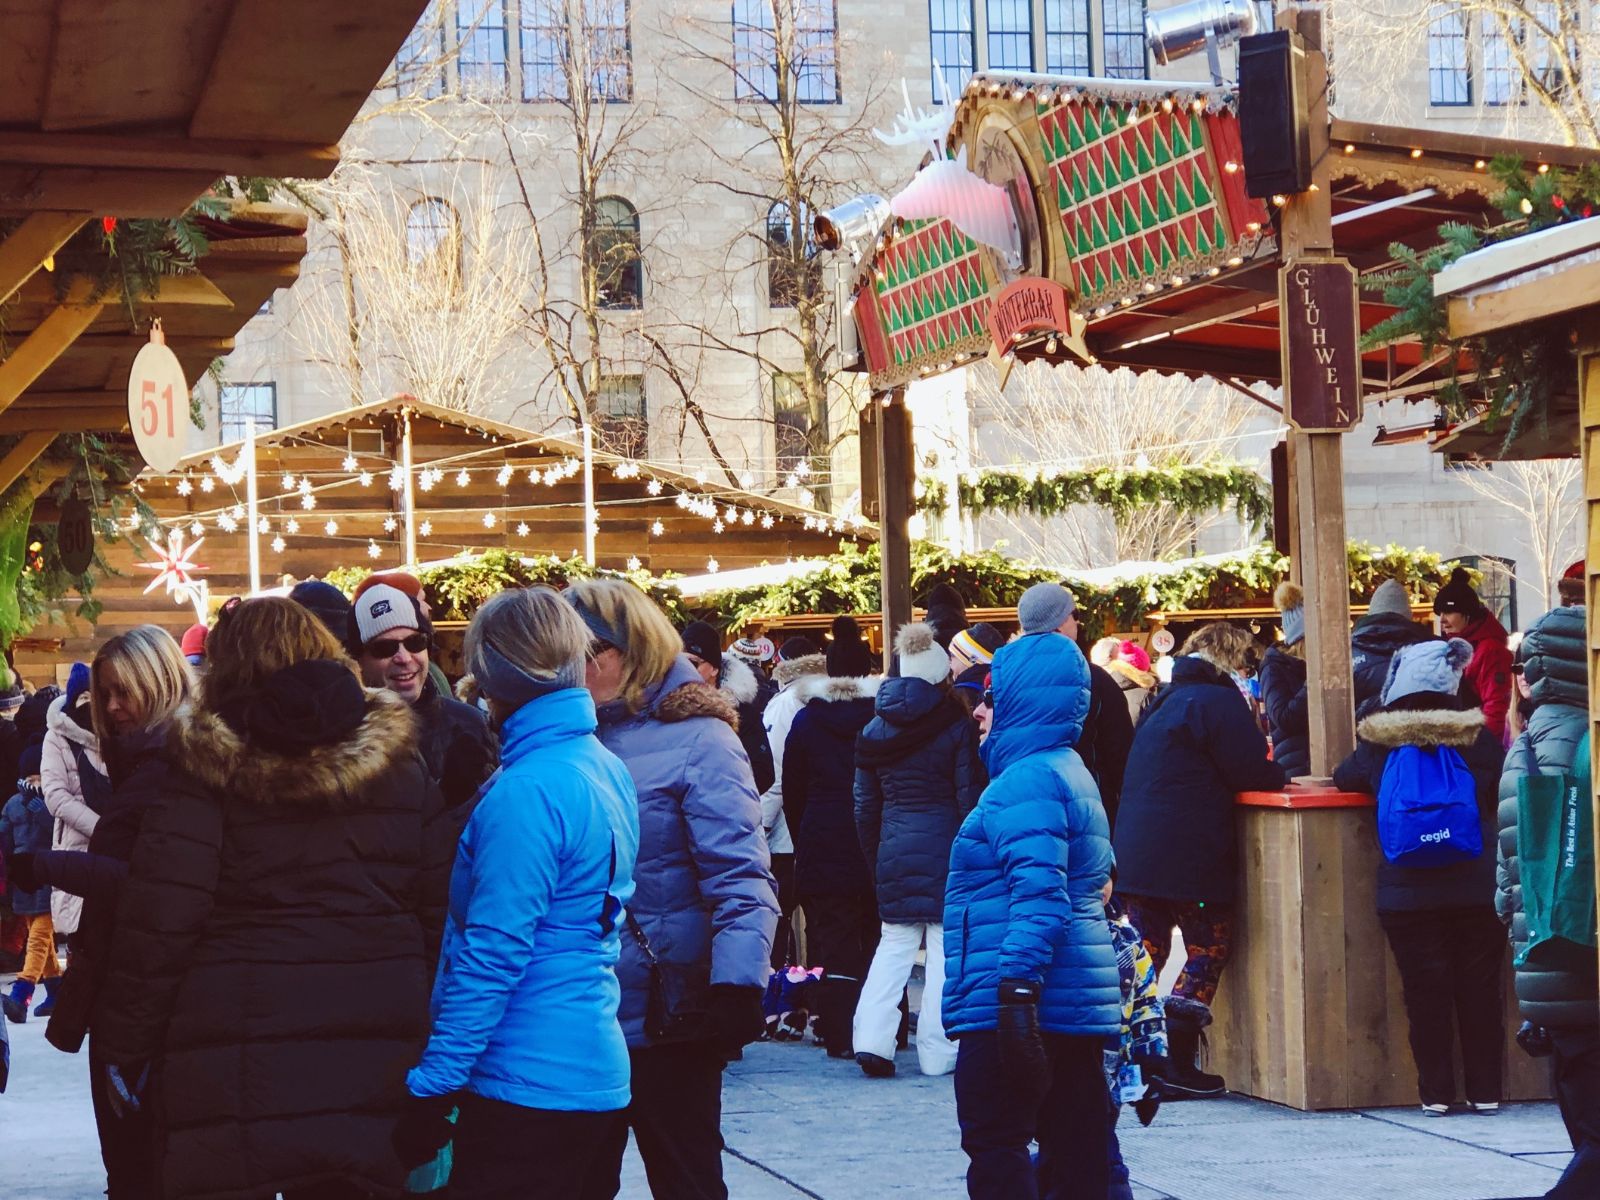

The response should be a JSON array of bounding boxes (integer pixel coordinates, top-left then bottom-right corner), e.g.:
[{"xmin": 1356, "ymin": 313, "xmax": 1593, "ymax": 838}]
[
  {"xmin": 92, "ymin": 598, "xmax": 449, "ymax": 1200},
  {"xmin": 564, "ymin": 578, "xmax": 778, "ymax": 1200}
]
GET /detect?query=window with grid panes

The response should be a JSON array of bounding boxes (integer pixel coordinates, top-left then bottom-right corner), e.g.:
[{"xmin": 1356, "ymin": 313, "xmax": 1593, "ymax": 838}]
[
  {"xmin": 1044, "ymin": 0, "xmax": 1091, "ymax": 74},
  {"xmin": 734, "ymin": 0, "xmax": 839, "ymax": 103},
  {"xmin": 773, "ymin": 373, "xmax": 819, "ymax": 475},
  {"xmin": 1102, "ymin": 0, "xmax": 1148, "ymax": 79},
  {"xmin": 591, "ymin": 196, "xmax": 642, "ymax": 308},
  {"xmin": 457, "ymin": 0, "xmax": 509, "ymax": 95},
  {"xmin": 220, "ymin": 384, "xmax": 277, "ymax": 443},
  {"xmin": 1482, "ymin": 12, "xmax": 1519, "ymax": 106},
  {"xmin": 522, "ymin": 0, "xmax": 632, "ymax": 101},
  {"xmin": 597, "ymin": 376, "xmax": 648, "ymax": 459},
  {"xmin": 929, "ymin": 0, "xmax": 975, "ymax": 101},
  {"xmin": 986, "ymin": 0, "xmax": 1032, "ymax": 71},
  {"xmin": 1428, "ymin": 5, "xmax": 1471, "ymax": 105},
  {"xmin": 396, "ymin": 4, "xmax": 446, "ymax": 98}
]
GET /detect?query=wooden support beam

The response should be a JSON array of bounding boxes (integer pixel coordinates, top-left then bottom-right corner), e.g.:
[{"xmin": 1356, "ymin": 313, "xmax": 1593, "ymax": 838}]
[
  {"xmin": 0, "ymin": 168, "xmax": 220, "ymax": 220},
  {"xmin": 1449, "ymin": 257, "xmax": 1600, "ymax": 340},
  {"xmin": 0, "ymin": 431, "xmax": 58, "ymax": 493},
  {"xmin": 13, "ymin": 271, "xmax": 233, "ymax": 310},
  {"xmin": 877, "ymin": 390, "xmax": 914, "ymax": 655},
  {"xmin": 0, "ymin": 408, "xmax": 127, "ymax": 435},
  {"xmin": 0, "ymin": 212, "xmax": 89, "ymax": 305},
  {"xmin": 0, "ymin": 130, "xmax": 339, "ymax": 180},
  {"xmin": 0, "ymin": 282, "xmax": 104, "ymax": 413}
]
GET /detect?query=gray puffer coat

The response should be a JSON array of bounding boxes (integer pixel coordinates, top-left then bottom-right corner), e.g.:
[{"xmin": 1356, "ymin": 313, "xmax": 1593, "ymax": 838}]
[
  {"xmin": 1497, "ymin": 605, "xmax": 1598, "ymax": 1029},
  {"xmin": 595, "ymin": 654, "xmax": 780, "ymax": 1046}
]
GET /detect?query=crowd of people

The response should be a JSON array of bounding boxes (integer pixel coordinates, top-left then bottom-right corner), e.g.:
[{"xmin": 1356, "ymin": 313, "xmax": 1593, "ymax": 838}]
[{"xmin": 0, "ymin": 560, "xmax": 1592, "ymax": 1200}]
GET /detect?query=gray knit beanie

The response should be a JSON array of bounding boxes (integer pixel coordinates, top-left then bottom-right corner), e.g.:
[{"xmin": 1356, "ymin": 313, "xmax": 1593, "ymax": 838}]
[{"xmin": 1367, "ymin": 578, "xmax": 1412, "ymax": 620}]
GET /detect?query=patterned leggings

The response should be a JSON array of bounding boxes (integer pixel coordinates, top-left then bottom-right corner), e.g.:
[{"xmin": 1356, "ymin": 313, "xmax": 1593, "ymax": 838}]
[{"xmin": 1119, "ymin": 895, "xmax": 1235, "ymax": 1007}]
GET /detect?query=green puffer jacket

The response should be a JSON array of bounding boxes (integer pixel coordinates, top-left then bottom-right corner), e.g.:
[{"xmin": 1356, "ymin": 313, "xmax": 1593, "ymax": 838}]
[{"xmin": 1496, "ymin": 605, "xmax": 1598, "ymax": 1030}]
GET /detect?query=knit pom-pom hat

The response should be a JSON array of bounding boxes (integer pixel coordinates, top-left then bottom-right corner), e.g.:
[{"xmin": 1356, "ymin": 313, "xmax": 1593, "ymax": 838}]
[
  {"xmin": 895, "ymin": 622, "xmax": 950, "ymax": 685},
  {"xmin": 1274, "ymin": 580, "xmax": 1305, "ymax": 647}
]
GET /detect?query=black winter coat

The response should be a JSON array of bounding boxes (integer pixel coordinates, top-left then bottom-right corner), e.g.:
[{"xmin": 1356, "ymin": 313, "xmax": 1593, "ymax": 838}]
[
  {"xmin": 853, "ymin": 677, "xmax": 984, "ymax": 923},
  {"xmin": 94, "ymin": 679, "xmax": 451, "ymax": 1200},
  {"xmin": 721, "ymin": 653, "xmax": 777, "ymax": 794},
  {"xmin": 783, "ymin": 675, "xmax": 879, "ymax": 898},
  {"xmin": 1351, "ymin": 612, "xmax": 1434, "ymax": 715},
  {"xmin": 1259, "ymin": 645, "xmax": 1310, "ymax": 778},
  {"xmin": 1078, "ymin": 663, "xmax": 1134, "ymax": 830},
  {"xmin": 1113, "ymin": 656, "xmax": 1287, "ymax": 904},
  {"xmin": 414, "ymin": 674, "xmax": 498, "ymax": 811},
  {"xmin": 1332, "ymin": 696, "xmax": 1504, "ymax": 914}
]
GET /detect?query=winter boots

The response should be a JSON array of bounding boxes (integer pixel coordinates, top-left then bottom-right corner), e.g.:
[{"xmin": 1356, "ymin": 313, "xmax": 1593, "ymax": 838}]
[
  {"xmin": 818, "ymin": 974, "xmax": 863, "ymax": 1059},
  {"xmin": 3, "ymin": 978, "xmax": 34, "ymax": 1024},
  {"xmin": 856, "ymin": 1052, "xmax": 895, "ymax": 1078},
  {"xmin": 1163, "ymin": 996, "xmax": 1226, "ymax": 1099},
  {"xmin": 32, "ymin": 977, "xmax": 57, "ymax": 1017}
]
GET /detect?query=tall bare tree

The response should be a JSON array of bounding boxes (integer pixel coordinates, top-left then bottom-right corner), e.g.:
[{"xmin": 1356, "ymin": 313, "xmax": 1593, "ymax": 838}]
[{"xmin": 1452, "ymin": 457, "xmax": 1582, "ymax": 608}]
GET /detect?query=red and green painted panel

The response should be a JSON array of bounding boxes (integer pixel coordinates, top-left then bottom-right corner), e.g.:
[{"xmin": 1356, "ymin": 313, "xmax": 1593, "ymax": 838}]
[
  {"xmin": 869, "ymin": 217, "xmax": 992, "ymax": 376},
  {"xmin": 1037, "ymin": 99, "xmax": 1269, "ymax": 310}
]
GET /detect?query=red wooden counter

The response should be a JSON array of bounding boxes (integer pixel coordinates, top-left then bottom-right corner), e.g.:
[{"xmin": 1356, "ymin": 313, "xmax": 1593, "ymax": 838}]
[{"xmin": 1205, "ymin": 783, "xmax": 1548, "ymax": 1110}]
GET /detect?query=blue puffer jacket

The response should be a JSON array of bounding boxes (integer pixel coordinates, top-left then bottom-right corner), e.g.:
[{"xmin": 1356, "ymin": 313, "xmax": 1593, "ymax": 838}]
[
  {"xmin": 942, "ymin": 632, "xmax": 1121, "ymax": 1038},
  {"xmin": 0, "ymin": 783, "xmax": 53, "ymax": 915},
  {"xmin": 408, "ymin": 688, "xmax": 640, "ymax": 1111},
  {"xmin": 596, "ymin": 655, "xmax": 779, "ymax": 1046}
]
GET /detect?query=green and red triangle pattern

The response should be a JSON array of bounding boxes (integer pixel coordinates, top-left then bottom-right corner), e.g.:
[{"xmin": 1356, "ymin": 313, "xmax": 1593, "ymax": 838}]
[{"xmin": 873, "ymin": 217, "xmax": 991, "ymax": 370}]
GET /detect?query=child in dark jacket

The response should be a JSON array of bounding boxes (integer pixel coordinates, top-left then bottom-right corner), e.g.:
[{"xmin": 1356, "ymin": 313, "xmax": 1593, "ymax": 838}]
[
  {"xmin": 1, "ymin": 740, "xmax": 60, "ymax": 1022},
  {"xmin": 1333, "ymin": 638, "xmax": 1507, "ymax": 1116}
]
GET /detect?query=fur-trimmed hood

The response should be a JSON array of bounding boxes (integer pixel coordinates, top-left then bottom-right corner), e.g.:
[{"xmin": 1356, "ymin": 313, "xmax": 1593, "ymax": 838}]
[
  {"xmin": 174, "ymin": 687, "xmax": 419, "ymax": 807},
  {"xmin": 650, "ymin": 656, "xmax": 740, "ymax": 730},
  {"xmin": 46, "ymin": 693, "xmax": 99, "ymax": 751},
  {"xmin": 789, "ymin": 672, "xmax": 882, "ymax": 705},
  {"xmin": 774, "ymin": 653, "xmax": 827, "ymax": 689},
  {"xmin": 719, "ymin": 652, "xmax": 760, "ymax": 706},
  {"xmin": 1356, "ymin": 705, "xmax": 1485, "ymax": 750}
]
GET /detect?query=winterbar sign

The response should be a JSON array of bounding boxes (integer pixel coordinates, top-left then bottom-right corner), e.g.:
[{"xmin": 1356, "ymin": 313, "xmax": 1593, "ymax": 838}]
[
  {"xmin": 1278, "ymin": 258, "xmax": 1362, "ymax": 432},
  {"xmin": 988, "ymin": 279, "xmax": 1072, "ymax": 354}
]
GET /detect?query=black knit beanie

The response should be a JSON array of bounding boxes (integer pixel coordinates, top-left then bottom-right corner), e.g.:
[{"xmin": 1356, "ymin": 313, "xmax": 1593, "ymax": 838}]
[{"xmin": 826, "ymin": 615, "xmax": 872, "ymax": 677}]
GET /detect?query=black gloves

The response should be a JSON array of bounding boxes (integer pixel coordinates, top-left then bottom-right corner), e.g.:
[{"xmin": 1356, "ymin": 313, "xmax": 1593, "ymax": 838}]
[
  {"xmin": 997, "ymin": 978, "xmax": 1051, "ymax": 1106},
  {"xmin": 392, "ymin": 1093, "xmax": 457, "ymax": 1170},
  {"xmin": 7, "ymin": 852, "xmax": 36, "ymax": 893},
  {"xmin": 705, "ymin": 983, "xmax": 767, "ymax": 1054},
  {"xmin": 1133, "ymin": 1053, "xmax": 1166, "ymax": 1126},
  {"xmin": 1516, "ymin": 1020, "xmax": 1554, "ymax": 1059}
]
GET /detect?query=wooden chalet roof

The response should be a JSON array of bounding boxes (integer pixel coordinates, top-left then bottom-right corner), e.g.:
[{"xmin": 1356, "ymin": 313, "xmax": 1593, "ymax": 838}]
[
  {"xmin": 849, "ymin": 72, "xmax": 1600, "ymax": 408},
  {"xmin": 138, "ymin": 397, "xmax": 872, "ymax": 581}
]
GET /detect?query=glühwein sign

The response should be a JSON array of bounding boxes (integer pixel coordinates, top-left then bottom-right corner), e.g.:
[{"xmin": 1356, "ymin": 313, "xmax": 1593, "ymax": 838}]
[{"xmin": 1278, "ymin": 258, "xmax": 1362, "ymax": 432}]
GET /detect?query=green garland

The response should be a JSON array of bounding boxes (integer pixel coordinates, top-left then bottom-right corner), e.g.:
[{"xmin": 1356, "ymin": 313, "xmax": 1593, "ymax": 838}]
[
  {"xmin": 917, "ymin": 464, "xmax": 1271, "ymax": 533},
  {"xmin": 1362, "ymin": 156, "xmax": 1600, "ymax": 450}
]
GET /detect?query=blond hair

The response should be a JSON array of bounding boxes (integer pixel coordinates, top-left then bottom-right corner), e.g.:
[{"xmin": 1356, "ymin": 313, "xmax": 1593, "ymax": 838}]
[
  {"xmin": 202, "ymin": 596, "xmax": 356, "ymax": 713},
  {"xmin": 465, "ymin": 587, "xmax": 589, "ymax": 715},
  {"xmin": 564, "ymin": 577, "xmax": 679, "ymax": 713},
  {"xmin": 1180, "ymin": 621, "xmax": 1261, "ymax": 675},
  {"xmin": 91, "ymin": 625, "xmax": 194, "ymax": 738}
]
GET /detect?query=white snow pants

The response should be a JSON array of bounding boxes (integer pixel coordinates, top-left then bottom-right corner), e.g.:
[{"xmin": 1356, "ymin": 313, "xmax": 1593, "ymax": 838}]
[{"xmin": 852, "ymin": 921, "xmax": 956, "ymax": 1076}]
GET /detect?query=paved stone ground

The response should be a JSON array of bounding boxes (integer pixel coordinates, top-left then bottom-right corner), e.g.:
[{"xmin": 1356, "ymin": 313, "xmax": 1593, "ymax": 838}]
[{"xmin": 0, "ymin": 1012, "xmax": 1573, "ymax": 1199}]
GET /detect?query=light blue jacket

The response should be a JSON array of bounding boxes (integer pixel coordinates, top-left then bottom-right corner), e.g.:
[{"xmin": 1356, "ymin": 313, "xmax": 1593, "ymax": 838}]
[
  {"xmin": 407, "ymin": 687, "xmax": 640, "ymax": 1112},
  {"xmin": 942, "ymin": 632, "xmax": 1121, "ymax": 1037}
]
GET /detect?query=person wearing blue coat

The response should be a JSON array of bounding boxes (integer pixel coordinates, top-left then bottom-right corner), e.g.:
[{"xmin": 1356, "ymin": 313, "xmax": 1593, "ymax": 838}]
[
  {"xmin": 942, "ymin": 620, "xmax": 1121, "ymax": 1200},
  {"xmin": 399, "ymin": 588, "xmax": 641, "ymax": 1199}
]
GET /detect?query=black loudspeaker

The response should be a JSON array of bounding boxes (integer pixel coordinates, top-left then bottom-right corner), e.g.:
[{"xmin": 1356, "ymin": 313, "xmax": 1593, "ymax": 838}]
[
  {"xmin": 1238, "ymin": 31, "xmax": 1312, "ymax": 199},
  {"xmin": 1271, "ymin": 440, "xmax": 1291, "ymax": 556}
]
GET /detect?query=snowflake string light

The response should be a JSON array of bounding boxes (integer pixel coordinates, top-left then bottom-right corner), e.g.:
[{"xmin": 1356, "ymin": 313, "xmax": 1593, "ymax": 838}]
[
  {"xmin": 741, "ymin": 510, "xmax": 755, "ymax": 526},
  {"xmin": 367, "ymin": 541, "xmax": 382, "ymax": 559},
  {"xmin": 725, "ymin": 505, "xmax": 738, "ymax": 522},
  {"xmin": 271, "ymin": 536, "xmax": 285, "ymax": 553},
  {"xmin": 527, "ymin": 468, "xmax": 542, "ymax": 486},
  {"xmin": 419, "ymin": 520, "xmax": 432, "ymax": 536},
  {"xmin": 706, "ymin": 557, "xmax": 720, "ymax": 573},
  {"xmin": 694, "ymin": 469, "xmax": 708, "ymax": 485},
  {"xmin": 230, "ymin": 505, "xmax": 245, "ymax": 520},
  {"xmin": 739, "ymin": 471, "xmax": 755, "ymax": 489},
  {"xmin": 138, "ymin": 530, "xmax": 208, "ymax": 600},
  {"xmin": 516, "ymin": 522, "xmax": 530, "ymax": 538},
  {"xmin": 650, "ymin": 520, "xmax": 664, "ymax": 537},
  {"xmin": 282, "ymin": 473, "xmax": 297, "ymax": 491},
  {"xmin": 802, "ymin": 516, "xmax": 816, "ymax": 530},
  {"xmin": 497, "ymin": 464, "xmax": 513, "ymax": 486},
  {"xmin": 646, "ymin": 478, "xmax": 663, "ymax": 496},
  {"xmin": 784, "ymin": 473, "xmax": 799, "ymax": 489},
  {"xmin": 626, "ymin": 555, "xmax": 642, "ymax": 571},
  {"xmin": 200, "ymin": 476, "xmax": 215, "ymax": 494},
  {"xmin": 418, "ymin": 471, "xmax": 435, "ymax": 493},
  {"xmin": 189, "ymin": 520, "xmax": 205, "ymax": 537},
  {"xmin": 483, "ymin": 512, "xmax": 497, "ymax": 528},
  {"xmin": 257, "ymin": 517, "xmax": 270, "ymax": 535},
  {"xmin": 760, "ymin": 513, "xmax": 774, "ymax": 529},
  {"xmin": 286, "ymin": 518, "xmax": 300, "ymax": 535},
  {"xmin": 176, "ymin": 478, "xmax": 193, "ymax": 497},
  {"xmin": 358, "ymin": 471, "xmax": 373, "ymax": 488},
  {"xmin": 342, "ymin": 454, "xmax": 359, "ymax": 473},
  {"xmin": 389, "ymin": 467, "xmax": 405, "ymax": 491},
  {"xmin": 383, "ymin": 516, "xmax": 398, "ymax": 533},
  {"xmin": 713, "ymin": 519, "xmax": 725, "ymax": 534},
  {"xmin": 301, "ymin": 493, "xmax": 317, "ymax": 510},
  {"xmin": 456, "ymin": 469, "xmax": 471, "ymax": 488},
  {"xmin": 799, "ymin": 489, "xmax": 815, "ymax": 508},
  {"xmin": 218, "ymin": 514, "xmax": 238, "ymax": 533},
  {"xmin": 795, "ymin": 461, "xmax": 811, "ymax": 478},
  {"xmin": 831, "ymin": 519, "xmax": 844, "ymax": 533},
  {"xmin": 543, "ymin": 468, "xmax": 561, "ymax": 486},
  {"xmin": 324, "ymin": 519, "xmax": 339, "ymax": 536}
]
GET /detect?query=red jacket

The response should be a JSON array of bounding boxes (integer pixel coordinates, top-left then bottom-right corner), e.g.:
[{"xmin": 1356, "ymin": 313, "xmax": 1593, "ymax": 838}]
[{"xmin": 1459, "ymin": 610, "xmax": 1513, "ymax": 741}]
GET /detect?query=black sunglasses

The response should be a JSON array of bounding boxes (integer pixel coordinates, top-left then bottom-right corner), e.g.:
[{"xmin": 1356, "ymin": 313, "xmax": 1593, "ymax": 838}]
[
  {"xmin": 363, "ymin": 632, "xmax": 429, "ymax": 660},
  {"xmin": 982, "ymin": 688, "xmax": 994, "ymax": 708}
]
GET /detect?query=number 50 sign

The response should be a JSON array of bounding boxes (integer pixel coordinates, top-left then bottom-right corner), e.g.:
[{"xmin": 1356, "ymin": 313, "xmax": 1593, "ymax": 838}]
[{"xmin": 127, "ymin": 322, "xmax": 188, "ymax": 474}]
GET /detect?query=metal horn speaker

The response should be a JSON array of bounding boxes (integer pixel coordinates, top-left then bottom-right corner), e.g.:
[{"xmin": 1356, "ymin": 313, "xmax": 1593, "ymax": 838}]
[
  {"xmin": 1146, "ymin": 0, "xmax": 1259, "ymax": 67},
  {"xmin": 814, "ymin": 195, "xmax": 891, "ymax": 254}
]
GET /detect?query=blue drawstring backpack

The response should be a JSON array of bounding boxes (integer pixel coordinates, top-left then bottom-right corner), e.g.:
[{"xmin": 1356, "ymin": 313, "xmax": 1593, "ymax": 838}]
[{"xmin": 1376, "ymin": 744, "xmax": 1482, "ymax": 867}]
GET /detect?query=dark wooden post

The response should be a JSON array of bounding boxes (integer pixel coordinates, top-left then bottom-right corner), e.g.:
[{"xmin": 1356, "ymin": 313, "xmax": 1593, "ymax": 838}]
[{"xmin": 876, "ymin": 387, "xmax": 914, "ymax": 651}]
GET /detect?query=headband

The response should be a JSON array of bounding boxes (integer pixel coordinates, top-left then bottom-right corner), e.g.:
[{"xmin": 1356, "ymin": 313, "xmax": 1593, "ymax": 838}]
[
  {"xmin": 565, "ymin": 593, "xmax": 629, "ymax": 651},
  {"xmin": 476, "ymin": 639, "xmax": 574, "ymax": 708}
]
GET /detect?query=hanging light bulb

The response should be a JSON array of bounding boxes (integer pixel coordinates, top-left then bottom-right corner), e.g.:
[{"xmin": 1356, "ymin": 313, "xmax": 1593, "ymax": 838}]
[
  {"xmin": 383, "ymin": 516, "xmax": 398, "ymax": 533},
  {"xmin": 456, "ymin": 469, "xmax": 471, "ymax": 488},
  {"xmin": 516, "ymin": 521, "xmax": 530, "ymax": 537},
  {"xmin": 342, "ymin": 454, "xmax": 358, "ymax": 473},
  {"xmin": 650, "ymin": 519, "xmax": 664, "ymax": 537},
  {"xmin": 286, "ymin": 518, "xmax": 300, "ymax": 534},
  {"xmin": 176, "ymin": 478, "xmax": 193, "ymax": 497},
  {"xmin": 419, "ymin": 520, "xmax": 432, "ymax": 537},
  {"xmin": 200, "ymin": 476, "xmax": 215, "ymax": 493},
  {"xmin": 324, "ymin": 519, "xmax": 339, "ymax": 535},
  {"xmin": 271, "ymin": 536, "xmax": 286, "ymax": 553},
  {"xmin": 367, "ymin": 541, "xmax": 382, "ymax": 559},
  {"xmin": 358, "ymin": 471, "xmax": 373, "ymax": 488},
  {"xmin": 483, "ymin": 512, "xmax": 497, "ymax": 528}
]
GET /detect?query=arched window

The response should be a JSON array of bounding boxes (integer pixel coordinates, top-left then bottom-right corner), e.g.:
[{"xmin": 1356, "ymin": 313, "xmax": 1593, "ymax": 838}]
[
  {"xmin": 766, "ymin": 199, "xmax": 817, "ymax": 308},
  {"xmin": 406, "ymin": 198, "xmax": 461, "ymax": 279},
  {"xmin": 591, "ymin": 196, "xmax": 642, "ymax": 309}
]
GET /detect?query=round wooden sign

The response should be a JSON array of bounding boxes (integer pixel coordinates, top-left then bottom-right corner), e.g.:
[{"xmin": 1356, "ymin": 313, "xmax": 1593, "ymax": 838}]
[
  {"xmin": 1151, "ymin": 628, "xmax": 1176, "ymax": 655},
  {"xmin": 57, "ymin": 497, "xmax": 94, "ymax": 575},
  {"xmin": 127, "ymin": 336, "xmax": 189, "ymax": 474}
]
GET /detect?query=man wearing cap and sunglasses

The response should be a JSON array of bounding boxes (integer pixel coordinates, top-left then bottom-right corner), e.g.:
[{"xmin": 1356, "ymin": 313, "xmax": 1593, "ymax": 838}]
[{"xmin": 348, "ymin": 575, "xmax": 497, "ymax": 814}]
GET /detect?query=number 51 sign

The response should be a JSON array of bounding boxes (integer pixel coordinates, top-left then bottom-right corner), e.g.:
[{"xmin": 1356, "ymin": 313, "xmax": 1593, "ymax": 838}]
[{"xmin": 127, "ymin": 320, "xmax": 188, "ymax": 474}]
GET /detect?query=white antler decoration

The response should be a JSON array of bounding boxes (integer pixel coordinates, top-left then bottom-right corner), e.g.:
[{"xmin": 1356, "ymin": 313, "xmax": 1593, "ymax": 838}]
[{"xmin": 873, "ymin": 68, "xmax": 956, "ymax": 160}]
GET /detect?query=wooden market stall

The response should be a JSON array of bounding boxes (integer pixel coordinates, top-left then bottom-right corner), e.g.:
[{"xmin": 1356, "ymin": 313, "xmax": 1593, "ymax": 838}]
[
  {"xmin": 12, "ymin": 397, "xmax": 870, "ymax": 677},
  {"xmin": 833, "ymin": 8, "xmax": 1600, "ymax": 1108}
]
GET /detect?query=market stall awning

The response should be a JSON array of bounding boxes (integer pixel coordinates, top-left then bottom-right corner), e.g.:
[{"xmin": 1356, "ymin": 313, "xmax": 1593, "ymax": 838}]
[{"xmin": 847, "ymin": 73, "xmax": 1600, "ymax": 405}]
